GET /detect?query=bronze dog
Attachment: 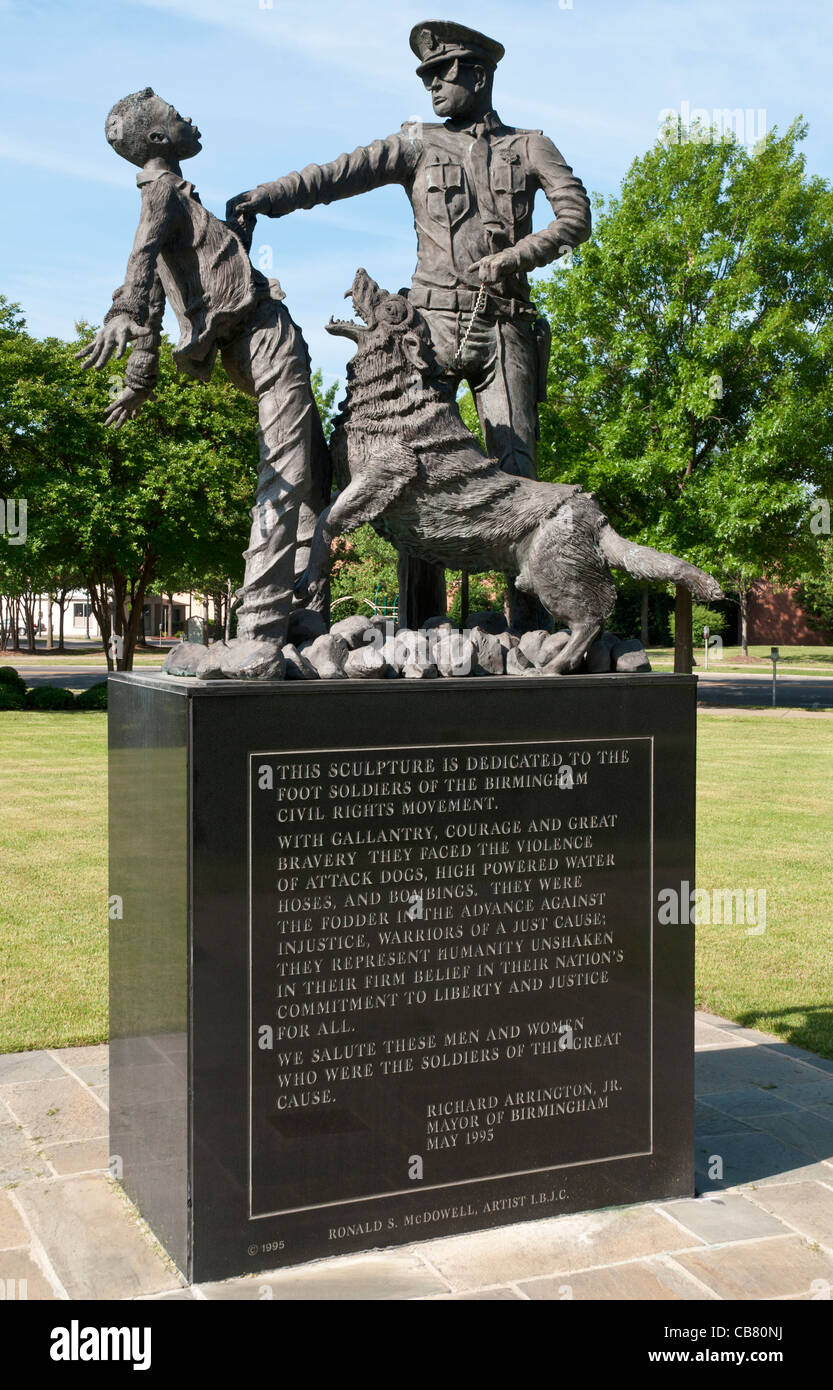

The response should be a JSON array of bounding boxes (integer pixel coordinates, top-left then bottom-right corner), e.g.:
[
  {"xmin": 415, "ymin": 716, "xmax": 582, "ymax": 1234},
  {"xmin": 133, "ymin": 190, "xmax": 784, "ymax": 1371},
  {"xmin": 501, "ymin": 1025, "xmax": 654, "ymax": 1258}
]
[{"xmin": 297, "ymin": 269, "xmax": 722, "ymax": 672}]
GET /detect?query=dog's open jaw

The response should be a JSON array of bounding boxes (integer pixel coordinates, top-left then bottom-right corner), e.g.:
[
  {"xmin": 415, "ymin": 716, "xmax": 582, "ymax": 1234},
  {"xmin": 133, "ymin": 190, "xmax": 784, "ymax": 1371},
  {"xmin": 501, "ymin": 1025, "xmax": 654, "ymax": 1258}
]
[{"xmin": 325, "ymin": 268, "xmax": 387, "ymax": 341}]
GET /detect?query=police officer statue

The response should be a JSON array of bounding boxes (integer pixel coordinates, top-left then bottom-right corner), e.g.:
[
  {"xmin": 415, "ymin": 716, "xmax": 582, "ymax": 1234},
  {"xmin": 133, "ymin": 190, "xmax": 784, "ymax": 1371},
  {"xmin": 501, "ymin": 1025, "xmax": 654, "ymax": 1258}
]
[{"xmin": 229, "ymin": 19, "xmax": 591, "ymax": 629}]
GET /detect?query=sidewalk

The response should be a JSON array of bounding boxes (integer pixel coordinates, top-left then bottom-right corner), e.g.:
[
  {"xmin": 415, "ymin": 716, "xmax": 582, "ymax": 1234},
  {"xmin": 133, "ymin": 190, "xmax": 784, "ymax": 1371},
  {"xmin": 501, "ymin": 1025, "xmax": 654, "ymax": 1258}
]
[{"xmin": 1, "ymin": 1013, "xmax": 832, "ymax": 1300}]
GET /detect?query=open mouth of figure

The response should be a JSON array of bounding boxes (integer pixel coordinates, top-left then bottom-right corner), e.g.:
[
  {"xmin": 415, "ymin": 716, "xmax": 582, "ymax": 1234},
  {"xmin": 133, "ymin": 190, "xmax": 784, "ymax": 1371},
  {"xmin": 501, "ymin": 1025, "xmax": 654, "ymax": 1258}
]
[
  {"xmin": 325, "ymin": 310, "xmax": 365, "ymax": 341},
  {"xmin": 326, "ymin": 270, "xmax": 385, "ymax": 339}
]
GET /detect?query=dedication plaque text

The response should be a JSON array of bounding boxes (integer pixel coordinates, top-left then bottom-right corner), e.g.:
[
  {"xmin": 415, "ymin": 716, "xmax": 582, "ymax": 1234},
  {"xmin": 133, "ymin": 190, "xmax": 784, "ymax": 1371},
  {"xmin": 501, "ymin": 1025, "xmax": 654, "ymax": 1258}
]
[{"xmin": 249, "ymin": 737, "xmax": 653, "ymax": 1221}]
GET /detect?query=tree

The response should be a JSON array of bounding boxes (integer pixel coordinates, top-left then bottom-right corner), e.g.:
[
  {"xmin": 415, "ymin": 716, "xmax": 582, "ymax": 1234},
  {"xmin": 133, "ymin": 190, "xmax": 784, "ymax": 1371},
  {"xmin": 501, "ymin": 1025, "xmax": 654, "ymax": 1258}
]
[
  {"xmin": 1, "ymin": 308, "xmax": 261, "ymax": 669},
  {"xmin": 535, "ymin": 119, "xmax": 833, "ymax": 653},
  {"xmin": 796, "ymin": 537, "xmax": 833, "ymax": 635}
]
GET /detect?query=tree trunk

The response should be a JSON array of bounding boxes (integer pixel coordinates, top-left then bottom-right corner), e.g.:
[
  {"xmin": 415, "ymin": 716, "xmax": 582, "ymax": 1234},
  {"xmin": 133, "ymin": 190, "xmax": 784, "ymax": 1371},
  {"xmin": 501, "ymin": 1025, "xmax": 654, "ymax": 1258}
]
[
  {"xmin": 88, "ymin": 576, "xmax": 113, "ymax": 670},
  {"xmin": 57, "ymin": 589, "xmax": 67, "ymax": 652},
  {"xmin": 673, "ymin": 585, "xmax": 693, "ymax": 674},
  {"xmin": 640, "ymin": 584, "xmax": 650, "ymax": 647},
  {"xmin": 738, "ymin": 580, "xmax": 749, "ymax": 657},
  {"xmin": 23, "ymin": 593, "xmax": 36, "ymax": 653},
  {"xmin": 46, "ymin": 591, "xmax": 54, "ymax": 650}
]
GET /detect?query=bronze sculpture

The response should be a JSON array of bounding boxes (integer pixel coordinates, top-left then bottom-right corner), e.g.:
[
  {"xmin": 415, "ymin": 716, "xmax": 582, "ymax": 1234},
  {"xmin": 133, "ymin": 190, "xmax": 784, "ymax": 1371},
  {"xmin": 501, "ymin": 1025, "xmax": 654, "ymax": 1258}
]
[
  {"xmin": 295, "ymin": 269, "xmax": 722, "ymax": 674},
  {"xmin": 228, "ymin": 19, "xmax": 591, "ymax": 628},
  {"xmin": 78, "ymin": 89, "xmax": 330, "ymax": 679}
]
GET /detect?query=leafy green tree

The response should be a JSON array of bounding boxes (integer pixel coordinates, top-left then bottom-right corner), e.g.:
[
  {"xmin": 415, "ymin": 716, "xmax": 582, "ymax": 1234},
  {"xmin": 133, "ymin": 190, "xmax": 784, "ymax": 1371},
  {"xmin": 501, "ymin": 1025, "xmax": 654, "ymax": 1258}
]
[
  {"xmin": 311, "ymin": 369, "xmax": 339, "ymax": 440},
  {"xmin": 535, "ymin": 119, "xmax": 833, "ymax": 652},
  {"xmin": 796, "ymin": 537, "xmax": 833, "ymax": 635},
  {"xmin": 1, "ymin": 307, "xmax": 260, "ymax": 668}
]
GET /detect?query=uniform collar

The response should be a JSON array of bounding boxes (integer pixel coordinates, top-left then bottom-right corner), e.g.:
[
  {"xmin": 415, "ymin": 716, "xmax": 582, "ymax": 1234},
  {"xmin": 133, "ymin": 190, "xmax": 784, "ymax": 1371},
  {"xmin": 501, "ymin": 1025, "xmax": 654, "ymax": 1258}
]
[{"xmin": 447, "ymin": 109, "xmax": 504, "ymax": 137}]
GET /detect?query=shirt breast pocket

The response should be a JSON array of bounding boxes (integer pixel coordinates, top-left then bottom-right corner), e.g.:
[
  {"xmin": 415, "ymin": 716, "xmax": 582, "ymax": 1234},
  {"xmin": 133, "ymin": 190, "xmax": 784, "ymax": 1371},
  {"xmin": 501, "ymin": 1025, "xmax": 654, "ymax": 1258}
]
[
  {"xmin": 492, "ymin": 152, "xmax": 529, "ymax": 223},
  {"xmin": 425, "ymin": 161, "xmax": 471, "ymax": 229}
]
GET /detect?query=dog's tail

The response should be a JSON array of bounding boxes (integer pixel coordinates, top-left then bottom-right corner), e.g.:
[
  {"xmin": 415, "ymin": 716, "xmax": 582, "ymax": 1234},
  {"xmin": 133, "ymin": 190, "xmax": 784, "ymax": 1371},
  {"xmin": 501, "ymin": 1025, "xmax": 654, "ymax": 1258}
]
[{"xmin": 598, "ymin": 523, "xmax": 723, "ymax": 601}]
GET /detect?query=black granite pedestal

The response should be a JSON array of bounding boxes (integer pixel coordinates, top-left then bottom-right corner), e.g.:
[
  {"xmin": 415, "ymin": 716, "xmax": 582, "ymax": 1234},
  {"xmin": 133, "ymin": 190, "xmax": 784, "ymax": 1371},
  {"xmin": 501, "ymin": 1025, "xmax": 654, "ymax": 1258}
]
[{"xmin": 109, "ymin": 672, "xmax": 696, "ymax": 1283}]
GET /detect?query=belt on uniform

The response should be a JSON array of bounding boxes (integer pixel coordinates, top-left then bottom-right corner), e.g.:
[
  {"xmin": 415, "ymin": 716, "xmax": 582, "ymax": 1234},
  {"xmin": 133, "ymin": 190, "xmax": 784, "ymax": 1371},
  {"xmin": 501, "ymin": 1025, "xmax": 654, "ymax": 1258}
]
[{"xmin": 408, "ymin": 283, "xmax": 537, "ymax": 321}]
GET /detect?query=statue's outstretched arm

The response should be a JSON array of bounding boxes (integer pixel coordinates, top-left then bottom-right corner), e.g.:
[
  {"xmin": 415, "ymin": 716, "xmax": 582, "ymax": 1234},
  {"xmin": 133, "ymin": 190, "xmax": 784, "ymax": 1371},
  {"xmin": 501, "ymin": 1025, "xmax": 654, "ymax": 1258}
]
[{"xmin": 228, "ymin": 128, "xmax": 421, "ymax": 221}]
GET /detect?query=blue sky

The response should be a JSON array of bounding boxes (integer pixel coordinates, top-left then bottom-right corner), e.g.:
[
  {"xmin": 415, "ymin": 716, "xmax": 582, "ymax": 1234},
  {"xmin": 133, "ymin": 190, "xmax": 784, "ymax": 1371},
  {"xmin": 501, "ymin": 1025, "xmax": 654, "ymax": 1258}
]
[{"xmin": 1, "ymin": 0, "xmax": 830, "ymax": 385}]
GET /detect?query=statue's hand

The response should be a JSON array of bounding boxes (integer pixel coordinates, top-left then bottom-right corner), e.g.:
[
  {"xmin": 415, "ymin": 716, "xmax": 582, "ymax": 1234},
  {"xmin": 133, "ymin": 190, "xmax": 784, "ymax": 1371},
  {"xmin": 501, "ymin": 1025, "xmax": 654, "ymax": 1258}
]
[
  {"xmin": 469, "ymin": 251, "xmax": 519, "ymax": 284},
  {"xmin": 76, "ymin": 316, "xmax": 143, "ymax": 370},
  {"xmin": 104, "ymin": 385, "xmax": 152, "ymax": 429},
  {"xmin": 226, "ymin": 187, "xmax": 271, "ymax": 223}
]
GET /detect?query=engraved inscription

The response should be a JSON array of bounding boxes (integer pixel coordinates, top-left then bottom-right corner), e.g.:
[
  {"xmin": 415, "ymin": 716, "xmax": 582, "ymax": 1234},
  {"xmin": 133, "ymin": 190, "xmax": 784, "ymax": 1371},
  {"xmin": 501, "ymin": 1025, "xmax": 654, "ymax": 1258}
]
[{"xmin": 249, "ymin": 738, "xmax": 652, "ymax": 1218}]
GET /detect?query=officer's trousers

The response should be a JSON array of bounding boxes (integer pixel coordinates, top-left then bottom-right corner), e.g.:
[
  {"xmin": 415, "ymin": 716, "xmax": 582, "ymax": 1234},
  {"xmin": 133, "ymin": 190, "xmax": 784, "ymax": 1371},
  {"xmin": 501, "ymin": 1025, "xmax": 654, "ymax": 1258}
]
[{"xmin": 423, "ymin": 307, "xmax": 540, "ymax": 478}]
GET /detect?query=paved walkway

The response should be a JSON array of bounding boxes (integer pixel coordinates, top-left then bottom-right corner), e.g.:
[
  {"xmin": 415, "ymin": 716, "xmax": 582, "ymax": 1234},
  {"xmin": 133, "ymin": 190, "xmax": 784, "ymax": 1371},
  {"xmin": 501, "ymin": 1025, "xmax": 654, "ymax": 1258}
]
[{"xmin": 2, "ymin": 1013, "xmax": 832, "ymax": 1300}]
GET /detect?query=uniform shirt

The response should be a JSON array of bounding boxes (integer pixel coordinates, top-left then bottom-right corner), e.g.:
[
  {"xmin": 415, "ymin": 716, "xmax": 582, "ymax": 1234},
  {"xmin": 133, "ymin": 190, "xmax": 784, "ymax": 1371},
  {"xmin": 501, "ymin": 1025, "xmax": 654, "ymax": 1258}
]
[
  {"xmin": 255, "ymin": 110, "xmax": 591, "ymax": 312},
  {"xmin": 105, "ymin": 168, "xmax": 264, "ymax": 390}
]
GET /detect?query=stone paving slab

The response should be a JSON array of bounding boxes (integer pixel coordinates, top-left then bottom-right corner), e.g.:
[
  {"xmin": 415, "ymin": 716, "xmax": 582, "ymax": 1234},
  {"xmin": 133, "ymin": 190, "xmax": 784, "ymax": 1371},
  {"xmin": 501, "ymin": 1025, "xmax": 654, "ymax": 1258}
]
[
  {"xmin": 42, "ymin": 1136, "xmax": 110, "ymax": 1176},
  {"xmin": 695, "ymin": 1130, "xmax": 833, "ymax": 1190},
  {"xmin": 0, "ymin": 1190, "xmax": 28, "ymax": 1249},
  {"xmin": 672, "ymin": 1235, "xmax": 833, "ymax": 1300},
  {"xmin": 517, "ymin": 1255, "xmax": 717, "ymax": 1301},
  {"xmin": 414, "ymin": 1207, "xmax": 705, "ymax": 1290},
  {"xmin": 432, "ymin": 1286, "xmax": 524, "ymax": 1300},
  {"xmin": 657, "ymin": 1193, "xmax": 788, "ymax": 1244},
  {"xmin": 0, "ymin": 1102, "xmax": 52, "ymax": 1185},
  {"xmin": 747, "ymin": 1181, "xmax": 833, "ymax": 1248},
  {"xmin": 0, "ymin": 1052, "xmax": 65, "ymax": 1085},
  {"xmin": 0, "ymin": 1247, "xmax": 60, "ymax": 1300},
  {"xmin": 1, "ymin": 1075, "xmax": 108, "ymax": 1144},
  {"xmin": 744, "ymin": 1109, "xmax": 833, "ymax": 1160},
  {"xmin": 702, "ymin": 1087, "xmax": 804, "ymax": 1118},
  {"xmin": 199, "ymin": 1252, "xmax": 451, "ymax": 1301},
  {"xmin": 13, "ymin": 1174, "xmax": 181, "ymax": 1300},
  {"xmin": 49, "ymin": 1045, "xmax": 109, "ymax": 1071},
  {"xmin": 693, "ymin": 1102, "xmax": 754, "ymax": 1135},
  {"xmin": 1, "ymin": 1012, "xmax": 832, "ymax": 1301},
  {"xmin": 695, "ymin": 1047, "xmax": 833, "ymax": 1096}
]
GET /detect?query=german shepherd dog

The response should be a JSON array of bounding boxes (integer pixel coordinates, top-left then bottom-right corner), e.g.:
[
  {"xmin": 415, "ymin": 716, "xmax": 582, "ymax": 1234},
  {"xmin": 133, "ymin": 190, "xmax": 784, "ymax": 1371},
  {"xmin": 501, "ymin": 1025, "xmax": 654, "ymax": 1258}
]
[{"xmin": 296, "ymin": 269, "xmax": 722, "ymax": 672}]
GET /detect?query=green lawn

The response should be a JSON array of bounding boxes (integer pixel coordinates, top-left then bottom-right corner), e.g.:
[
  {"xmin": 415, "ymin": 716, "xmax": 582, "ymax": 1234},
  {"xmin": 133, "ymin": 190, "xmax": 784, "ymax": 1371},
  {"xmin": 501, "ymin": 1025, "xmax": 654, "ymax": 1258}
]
[
  {"xmin": 695, "ymin": 712, "xmax": 833, "ymax": 1057},
  {"xmin": 0, "ymin": 714, "xmax": 107, "ymax": 1052},
  {"xmin": 649, "ymin": 643, "xmax": 833, "ymax": 675},
  {"xmin": 0, "ymin": 709, "xmax": 831, "ymax": 1057}
]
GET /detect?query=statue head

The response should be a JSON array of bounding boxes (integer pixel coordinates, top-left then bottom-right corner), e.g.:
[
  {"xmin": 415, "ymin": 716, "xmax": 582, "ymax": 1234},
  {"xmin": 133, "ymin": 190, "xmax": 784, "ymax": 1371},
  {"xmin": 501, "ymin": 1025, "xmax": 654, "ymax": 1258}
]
[
  {"xmin": 105, "ymin": 89, "xmax": 202, "ymax": 168},
  {"xmin": 409, "ymin": 20, "xmax": 503, "ymax": 120}
]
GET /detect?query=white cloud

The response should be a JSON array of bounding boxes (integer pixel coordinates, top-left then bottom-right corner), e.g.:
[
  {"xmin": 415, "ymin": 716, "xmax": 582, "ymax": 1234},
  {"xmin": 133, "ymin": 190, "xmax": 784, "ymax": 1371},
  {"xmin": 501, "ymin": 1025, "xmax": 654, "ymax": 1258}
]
[
  {"xmin": 127, "ymin": 0, "xmax": 405, "ymax": 91},
  {"xmin": 0, "ymin": 134, "xmax": 128, "ymax": 189}
]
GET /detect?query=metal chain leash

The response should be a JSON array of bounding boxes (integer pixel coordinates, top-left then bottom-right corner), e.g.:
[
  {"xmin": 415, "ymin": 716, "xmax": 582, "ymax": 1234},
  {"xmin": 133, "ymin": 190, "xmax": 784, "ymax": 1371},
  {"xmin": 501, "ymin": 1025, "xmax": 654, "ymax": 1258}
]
[{"xmin": 448, "ymin": 282, "xmax": 491, "ymax": 373}]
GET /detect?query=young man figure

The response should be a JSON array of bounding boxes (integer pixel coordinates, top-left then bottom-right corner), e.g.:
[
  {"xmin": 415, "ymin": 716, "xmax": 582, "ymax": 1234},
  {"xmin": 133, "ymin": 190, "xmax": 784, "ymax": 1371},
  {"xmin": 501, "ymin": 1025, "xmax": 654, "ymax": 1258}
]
[{"xmin": 79, "ymin": 89, "xmax": 330, "ymax": 678}]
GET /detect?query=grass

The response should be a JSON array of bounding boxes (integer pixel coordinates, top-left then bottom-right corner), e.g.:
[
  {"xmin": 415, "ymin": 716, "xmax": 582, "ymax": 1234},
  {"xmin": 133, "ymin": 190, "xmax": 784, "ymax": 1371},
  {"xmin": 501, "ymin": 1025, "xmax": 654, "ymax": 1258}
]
[
  {"xmin": 0, "ymin": 709, "xmax": 831, "ymax": 1058},
  {"xmin": 0, "ymin": 713, "xmax": 107, "ymax": 1052},
  {"xmin": 696, "ymin": 711, "xmax": 833, "ymax": 1058},
  {"xmin": 648, "ymin": 643, "xmax": 833, "ymax": 675}
]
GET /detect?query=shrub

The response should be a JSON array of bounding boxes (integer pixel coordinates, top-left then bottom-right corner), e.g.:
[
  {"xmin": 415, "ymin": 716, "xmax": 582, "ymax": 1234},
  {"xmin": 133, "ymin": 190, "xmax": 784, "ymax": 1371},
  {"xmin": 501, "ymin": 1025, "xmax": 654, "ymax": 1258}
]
[
  {"xmin": 24, "ymin": 685, "xmax": 77, "ymax": 711},
  {"xmin": 75, "ymin": 681, "xmax": 108, "ymax": 711},
  {"xmin": 0, "ymin": 684, "xmax": 26, "ymax": 710},
  {"xmin": 670, "ymin": 604, "xmax": 728, "ymax": 647},
  {"xmin": 0, "ymin": 666, "xmax": 25, "ymax": 694}
]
